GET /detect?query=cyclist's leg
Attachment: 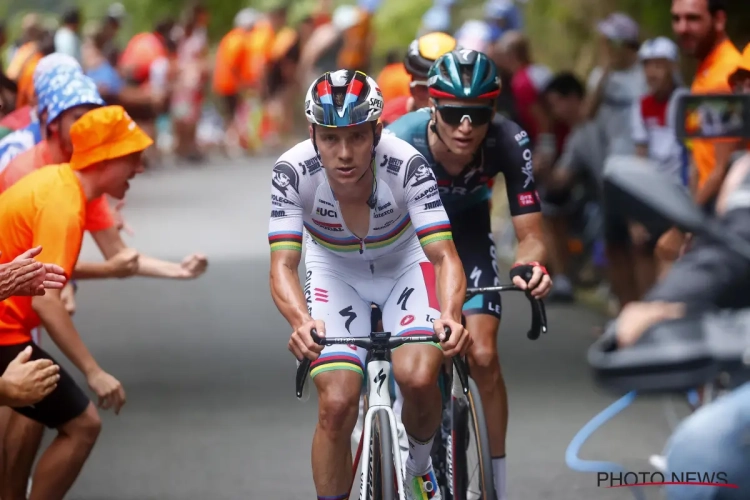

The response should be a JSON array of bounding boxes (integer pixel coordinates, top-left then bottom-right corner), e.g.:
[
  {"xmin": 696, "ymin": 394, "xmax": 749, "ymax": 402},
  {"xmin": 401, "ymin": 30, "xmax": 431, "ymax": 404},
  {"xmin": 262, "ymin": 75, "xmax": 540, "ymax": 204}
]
[
  {"xmin": 664, "ymin": 382, "xmax": 750, "ymax": 500},
  {"xmin": 383, "ymin": 261, "xmax": 443, "ymax": 481},
  {"xmin": 0, "ymin": 342, "xmax": 99, "ymax": 500},
  {"xmin": 306, "ymin": 266, "xmax": 370, "ymax": 498},
  {"xmin": 454, "ymin": 202, "xmax": 507, "ymax": 498}
]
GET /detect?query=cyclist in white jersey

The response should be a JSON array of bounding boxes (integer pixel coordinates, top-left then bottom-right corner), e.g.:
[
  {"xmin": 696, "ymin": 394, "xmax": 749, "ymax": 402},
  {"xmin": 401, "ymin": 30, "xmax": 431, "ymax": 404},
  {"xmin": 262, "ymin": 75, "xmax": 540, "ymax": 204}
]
[{"xmin": 269, "ymin": 69, "xmax": 471, "ymax": 500}]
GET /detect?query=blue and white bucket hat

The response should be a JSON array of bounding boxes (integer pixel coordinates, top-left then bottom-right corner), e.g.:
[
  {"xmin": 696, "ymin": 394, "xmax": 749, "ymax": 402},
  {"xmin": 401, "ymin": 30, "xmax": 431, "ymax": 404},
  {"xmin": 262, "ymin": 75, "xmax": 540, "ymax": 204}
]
[
  {"xmin": 37, "ymin": 69, "xmax": 105, "ymax": 125},
  {"xmin": 33, "ymin": 53, "xmax": 82, "ymax": 90}
]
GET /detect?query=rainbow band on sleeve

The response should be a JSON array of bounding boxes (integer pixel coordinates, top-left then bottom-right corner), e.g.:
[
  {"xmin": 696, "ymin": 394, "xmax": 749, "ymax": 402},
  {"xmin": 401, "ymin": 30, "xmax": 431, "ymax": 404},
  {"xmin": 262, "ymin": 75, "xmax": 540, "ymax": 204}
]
[
  {"xmin": 268, "ymin": 231, "xmax": 303, "ymax": 252},
  {"xmin": 415, "ymin": 221, "xmax": 453, "ymax": 247}
]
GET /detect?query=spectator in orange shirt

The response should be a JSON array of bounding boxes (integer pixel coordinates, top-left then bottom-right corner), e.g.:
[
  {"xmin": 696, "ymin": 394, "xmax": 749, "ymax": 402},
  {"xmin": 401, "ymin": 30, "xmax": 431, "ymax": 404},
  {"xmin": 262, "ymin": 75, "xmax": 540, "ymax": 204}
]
[
  {"xmin": 1, "ymin": 70, "xmax": 209, "ymax": 282},
  {"xmin": 376, "ymin": 50, "xmax": 412, "ymax": 104},
  {"xmin": 213, "ymin": 9, "xmax": 259, "ymax": 145},
  {"xmin": 659, "ymin": 0, "xmax": 743, "ymax": 260},
  {"xmin": 0, "ymin": 105, "xmax": 150, "ymax": 500}
]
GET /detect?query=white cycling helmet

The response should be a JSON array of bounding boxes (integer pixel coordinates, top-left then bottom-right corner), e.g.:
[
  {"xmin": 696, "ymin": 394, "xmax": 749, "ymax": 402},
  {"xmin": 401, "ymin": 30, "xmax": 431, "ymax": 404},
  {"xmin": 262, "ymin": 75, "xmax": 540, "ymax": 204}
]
[{"xmin": 304, "ymin": 69, "xmax": 384, "ymax": 127}]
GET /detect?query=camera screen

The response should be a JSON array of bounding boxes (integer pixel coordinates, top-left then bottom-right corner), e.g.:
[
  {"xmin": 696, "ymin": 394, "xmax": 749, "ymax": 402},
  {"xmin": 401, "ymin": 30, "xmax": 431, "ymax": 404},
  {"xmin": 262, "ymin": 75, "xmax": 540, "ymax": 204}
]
[{"xmin": 678, "ymin": 94, "xmax": 750, "ymax": 140}]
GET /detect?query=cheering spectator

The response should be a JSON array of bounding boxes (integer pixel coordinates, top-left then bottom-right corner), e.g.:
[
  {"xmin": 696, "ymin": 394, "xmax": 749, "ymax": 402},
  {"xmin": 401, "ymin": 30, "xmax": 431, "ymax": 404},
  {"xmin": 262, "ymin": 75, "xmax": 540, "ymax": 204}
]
[
  {"xmin": 629, "ymin": 37, "xmax": 689, "ymax": 286},
  {"xmin": 584, "ymin": 12, "xmax": 648, "ymax": 312},
  {"xmin": 539, "ymin": 73, "xmax": 606, "ymax": 301},
  {"xmin": 657, "ymin": 0, "xmax": 743, "ymax": 262},
  {"xmin": 54, "ymin": 8, "xmax": 83, "ymax": 62}
]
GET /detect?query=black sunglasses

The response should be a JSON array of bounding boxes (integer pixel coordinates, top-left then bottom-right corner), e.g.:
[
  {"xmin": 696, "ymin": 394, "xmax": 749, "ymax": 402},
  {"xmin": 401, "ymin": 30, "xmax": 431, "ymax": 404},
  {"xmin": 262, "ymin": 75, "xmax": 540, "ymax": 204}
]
[{"xmin": 436, "ymin": 105, "xmax": 495, "ymax": 126}]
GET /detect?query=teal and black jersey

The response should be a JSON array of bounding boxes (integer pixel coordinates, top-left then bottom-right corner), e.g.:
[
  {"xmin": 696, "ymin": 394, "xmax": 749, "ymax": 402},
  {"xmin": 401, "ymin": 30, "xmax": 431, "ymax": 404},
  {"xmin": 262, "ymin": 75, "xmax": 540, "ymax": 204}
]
[{"xmin": 384, "ymin": 109, "xmax": 541, "ymax": 216}]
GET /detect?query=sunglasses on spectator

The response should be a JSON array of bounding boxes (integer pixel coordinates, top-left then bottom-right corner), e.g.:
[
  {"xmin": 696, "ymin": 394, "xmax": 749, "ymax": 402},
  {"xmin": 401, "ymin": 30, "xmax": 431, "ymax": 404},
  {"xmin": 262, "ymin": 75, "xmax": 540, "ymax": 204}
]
[{"xmin": 436, "ymin": 105, "xmax": 494, "ymax": 126}]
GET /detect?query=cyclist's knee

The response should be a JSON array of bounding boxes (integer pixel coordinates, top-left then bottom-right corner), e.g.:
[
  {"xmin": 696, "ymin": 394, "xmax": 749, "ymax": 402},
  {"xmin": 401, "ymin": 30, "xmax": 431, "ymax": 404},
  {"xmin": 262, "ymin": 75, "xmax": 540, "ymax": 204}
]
[
  {"xmin": 315, "ymin": 372, "xmax": 362, "ymax": 433},
  {"xmin": 393, "ymin": 350, "xmax": 441, "ymax": 397},
  {"xmin": 469, "ymin": 343, "xmax": 501, "ymax": 376},
  {"xmin": 59, "ymin": 403, "xmax": 101, "ymax": 447}
]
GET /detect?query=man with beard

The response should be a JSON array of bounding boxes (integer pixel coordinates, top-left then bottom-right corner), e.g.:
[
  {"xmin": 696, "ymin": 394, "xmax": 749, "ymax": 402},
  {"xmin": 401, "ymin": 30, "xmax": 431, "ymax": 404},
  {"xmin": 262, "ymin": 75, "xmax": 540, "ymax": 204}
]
[{"xmin": 657, "ymin": 0, "xmax": 743, "ymax": 261}]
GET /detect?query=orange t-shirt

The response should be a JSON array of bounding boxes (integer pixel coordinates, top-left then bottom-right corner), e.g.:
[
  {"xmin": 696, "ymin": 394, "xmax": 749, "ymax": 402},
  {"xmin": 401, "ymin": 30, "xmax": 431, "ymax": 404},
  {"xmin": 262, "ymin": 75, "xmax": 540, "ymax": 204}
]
[
  {"xmin": 0, "ymin": 165, "xmax": 86, "ymax": 345},
  {"xmin": 377, "ymin": 63, "xmax": 411, "ymax": 103},
  {"xmin": 0, "ymin": 141, "xmax": 115, "ymax": 233},
  {"xmin": 15, "ymin": 52, "xmax": 42, "ymax": 109},
  {"xmin": 213, "ymin": 28, "xmax": 248, "ymax": 96},
  {"xmin": 119, "ymin": 32, "xmax": 168, "ymax": 84},
  {"xmin": 240, "ymin": 21, "xmax": 275, "ymax": 88},
  {"xmin": 690, "ymin": 39, "xmax": 743, "ymax": 187}
]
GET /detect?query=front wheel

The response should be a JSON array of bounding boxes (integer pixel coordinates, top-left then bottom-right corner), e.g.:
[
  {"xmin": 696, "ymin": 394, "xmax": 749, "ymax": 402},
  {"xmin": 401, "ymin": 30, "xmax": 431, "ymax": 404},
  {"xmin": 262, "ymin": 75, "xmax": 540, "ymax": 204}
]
[
  {"xmin": 363, "ymin": 409, "xmax": 396, "ymax": 500},
  {"xmin": 431, "ymin": 371, "xmax": 495, "ymax": 500},
  {"xmin": 452, "ymin": 377, "xmax": 495, "ymax": 500}
]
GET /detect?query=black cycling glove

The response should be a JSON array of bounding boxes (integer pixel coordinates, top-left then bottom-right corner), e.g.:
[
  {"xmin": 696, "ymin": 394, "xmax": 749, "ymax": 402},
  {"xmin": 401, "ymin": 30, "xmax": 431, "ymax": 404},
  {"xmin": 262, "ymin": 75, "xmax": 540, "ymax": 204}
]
[{"xmin": 509, "ymin": 261, "xmax": 548, "ymax": 287}]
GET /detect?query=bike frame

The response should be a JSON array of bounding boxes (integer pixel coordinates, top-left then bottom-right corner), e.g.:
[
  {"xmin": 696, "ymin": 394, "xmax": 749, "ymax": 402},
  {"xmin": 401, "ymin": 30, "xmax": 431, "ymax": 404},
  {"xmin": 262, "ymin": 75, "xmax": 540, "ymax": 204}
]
[{"xmin": 358, "ymin": 354, "xmax": 406, "ymax": 499}]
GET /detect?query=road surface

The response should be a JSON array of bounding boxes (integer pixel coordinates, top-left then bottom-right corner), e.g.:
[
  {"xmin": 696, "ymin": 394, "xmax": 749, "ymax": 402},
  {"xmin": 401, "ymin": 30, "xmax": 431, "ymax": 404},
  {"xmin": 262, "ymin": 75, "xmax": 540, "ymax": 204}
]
[{"xmin": 36, "ymin": 158, "xmax": 685, "ymax": 499}]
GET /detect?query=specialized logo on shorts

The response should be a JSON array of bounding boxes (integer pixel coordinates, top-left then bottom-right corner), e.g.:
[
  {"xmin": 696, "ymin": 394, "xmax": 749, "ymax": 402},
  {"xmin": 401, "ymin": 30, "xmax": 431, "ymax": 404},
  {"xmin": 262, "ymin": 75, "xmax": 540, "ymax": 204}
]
[
  {"xmin": 272, "ymin": 162, "xmax": 300, "ymax": 197},
  {"xmin": 517, "ymin": 191, "xmax": 536, "ymax": 207},
  {"xmin": 380, "ymin": 154, "xmax": 403, "ymax": 175},
  {"xmin": 271, "ymin": 210, "xmax": 285, "ymax": 217},
  {"xmin": 400, "ymin": 315, "xmax": 415, "ymax": 326},
  {"xmin": 314, "ymin": 288, "xmax": 329, "ymax": 303},
  {"xmin": 339, "ymin": 306, "xmax": 357, "ymax": 333},
  {"xmin": 424, "ymin": 199, "xmax": 442, "ymax": 210},
  {"xmin": 298, "ymin": 156, "xmax": 322, "ymax": 176},
  {"xmin": 404, "ymin": 155, "xmax": 435, "ymax": 188}
]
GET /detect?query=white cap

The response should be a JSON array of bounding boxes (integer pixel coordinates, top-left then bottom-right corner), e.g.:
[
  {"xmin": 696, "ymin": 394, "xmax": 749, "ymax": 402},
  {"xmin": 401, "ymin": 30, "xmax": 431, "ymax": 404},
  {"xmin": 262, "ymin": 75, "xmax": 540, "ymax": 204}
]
[
  {"xmin": 639, "ymin": 37, "xmax": 678, "ymax": 62},
  {"xmin": 234, "ymin": 8, "xmax": 259, "ymax": 29},
  {"xmin": 107, "ymin": 3, "xmax": 126, "ymax": 20},
  {"xmin": 332, "ymin": 5, "xmax": 360, "ymax": 32}
]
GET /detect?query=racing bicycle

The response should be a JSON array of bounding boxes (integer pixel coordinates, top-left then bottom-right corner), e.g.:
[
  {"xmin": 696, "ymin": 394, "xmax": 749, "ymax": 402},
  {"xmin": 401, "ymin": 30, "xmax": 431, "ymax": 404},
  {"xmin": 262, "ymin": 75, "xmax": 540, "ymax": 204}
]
[
  {"xmin": 431, "ymin": 284, "xmax": 548, "ymax": 500},
  {"xmin": 296, "ymin": 326, "xmax": 469, "ymax": 499}
]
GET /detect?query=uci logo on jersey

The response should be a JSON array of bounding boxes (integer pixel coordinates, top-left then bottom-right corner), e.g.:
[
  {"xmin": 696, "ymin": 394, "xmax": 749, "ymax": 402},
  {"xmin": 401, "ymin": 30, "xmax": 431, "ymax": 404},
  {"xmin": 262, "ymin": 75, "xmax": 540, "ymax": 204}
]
[{"xmin": 316, "ymin": 207, "xmax": 337, "ymax": 217}]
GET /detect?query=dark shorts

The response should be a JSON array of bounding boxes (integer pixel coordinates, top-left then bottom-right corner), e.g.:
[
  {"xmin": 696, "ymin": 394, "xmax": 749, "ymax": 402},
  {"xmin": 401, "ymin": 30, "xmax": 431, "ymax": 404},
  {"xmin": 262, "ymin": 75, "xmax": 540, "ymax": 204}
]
[
  {"xmin": 221, "ymin": 94, "xmax": 239, "ymax": 119},
  {"xmin": 603, "ymin": 182, "xmax": 672, "ymax": 249},
  {"xmin": 451, "ymin": 202, "xmax": 502, "ymax": 319},
  {"xmin": 0, "ymin": 342, "xmax": 89, "ymax": 428}
]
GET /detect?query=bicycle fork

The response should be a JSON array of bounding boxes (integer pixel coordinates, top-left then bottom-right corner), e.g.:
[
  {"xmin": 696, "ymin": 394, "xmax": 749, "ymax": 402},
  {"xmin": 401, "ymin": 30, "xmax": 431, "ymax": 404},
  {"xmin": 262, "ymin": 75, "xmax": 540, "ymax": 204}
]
[{"xmin": 358, "ymin": 359, "xmax": 407, "ymax": 500}]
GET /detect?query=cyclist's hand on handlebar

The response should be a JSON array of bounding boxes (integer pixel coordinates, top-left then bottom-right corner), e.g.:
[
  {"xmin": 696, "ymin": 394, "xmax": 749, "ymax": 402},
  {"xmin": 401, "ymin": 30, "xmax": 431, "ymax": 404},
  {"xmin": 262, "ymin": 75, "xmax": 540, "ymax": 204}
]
[
  {"xmin": 434, "ymin": 318, "xmax": 472, "ymax": 358},
  {"xmin": 510, "ymin": 261, "xmax": 552, "ymax": 299},
  {"xmin": 288, "ymin": 319, "xmax": 326, "ymax": 362},
  {"xmin": 616, "ymin": 301, "xmax": 685, "ymax": 348}
]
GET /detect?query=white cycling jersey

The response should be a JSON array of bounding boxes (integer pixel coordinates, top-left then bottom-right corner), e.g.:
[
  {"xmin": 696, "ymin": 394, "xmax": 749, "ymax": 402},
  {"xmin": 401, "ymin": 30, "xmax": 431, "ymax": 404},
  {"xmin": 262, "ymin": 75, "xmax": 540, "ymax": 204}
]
[
  {"xmin": 268, "ymin": 133, "xmax": 452, "ymax": 270},
  {"xmin": 268, "ymin": 134, "xmax": 453, "ymax": 378}
]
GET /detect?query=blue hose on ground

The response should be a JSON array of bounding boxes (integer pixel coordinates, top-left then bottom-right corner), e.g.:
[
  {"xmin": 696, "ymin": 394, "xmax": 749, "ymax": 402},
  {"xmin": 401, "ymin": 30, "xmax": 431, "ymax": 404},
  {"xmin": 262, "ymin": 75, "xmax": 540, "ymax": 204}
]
[{"xmin": 565, "ymin": 391, "xmax": 646, "ymax": 500}]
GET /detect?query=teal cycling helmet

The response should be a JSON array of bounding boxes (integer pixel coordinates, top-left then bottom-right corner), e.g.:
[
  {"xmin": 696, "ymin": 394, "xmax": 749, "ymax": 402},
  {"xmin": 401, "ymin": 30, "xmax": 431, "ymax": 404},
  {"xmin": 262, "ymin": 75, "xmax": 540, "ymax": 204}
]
[{"xmin": 427, "ymin": 49, "xmax": 501, "ymax": 100}]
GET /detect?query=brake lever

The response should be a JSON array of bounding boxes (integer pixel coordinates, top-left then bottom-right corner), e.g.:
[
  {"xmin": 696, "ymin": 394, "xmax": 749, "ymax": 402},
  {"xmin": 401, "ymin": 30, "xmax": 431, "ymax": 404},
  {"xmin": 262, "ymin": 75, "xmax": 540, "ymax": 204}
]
[{"xmin": 295, "ymin": 328, "xmax": 324, "ymax": 399}]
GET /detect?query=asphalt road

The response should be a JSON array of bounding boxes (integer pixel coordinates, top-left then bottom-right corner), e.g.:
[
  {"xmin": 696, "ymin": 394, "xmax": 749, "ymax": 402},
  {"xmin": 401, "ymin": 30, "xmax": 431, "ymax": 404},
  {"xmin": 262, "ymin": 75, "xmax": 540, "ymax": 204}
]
[{"xmin": 35, "ymin": 158, "xmax": 687, "ymax": 500}]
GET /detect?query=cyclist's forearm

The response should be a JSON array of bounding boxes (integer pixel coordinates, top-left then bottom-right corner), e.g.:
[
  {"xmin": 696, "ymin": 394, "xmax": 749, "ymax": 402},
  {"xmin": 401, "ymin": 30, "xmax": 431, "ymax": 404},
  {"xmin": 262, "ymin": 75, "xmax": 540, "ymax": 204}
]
[
  {"xmin": 32, "ymin": 293, "xmax": 100, "ymax": 376},
  {"xmin": 72, "ymin": 261, "xmax": 114, "ymax": 279},
  {"xmin": 270, "ymin": 264, "xmax": 312, "ymax": 330},
  {"xmin": 434, "ymin": 256, "xmax": 466, "ymax": 323},
  {"xmin": 514, "ymin": 232, "xmax": 546, "ymax": 266}
]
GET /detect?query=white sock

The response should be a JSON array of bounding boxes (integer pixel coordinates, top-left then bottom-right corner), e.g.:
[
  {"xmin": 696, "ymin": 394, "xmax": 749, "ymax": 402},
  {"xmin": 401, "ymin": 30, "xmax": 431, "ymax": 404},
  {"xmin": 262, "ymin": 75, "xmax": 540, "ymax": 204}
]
[
  {"xmin": 405, "ymin": 433, "xmax": 435, "ymax": 475},
  {"xmin": 492, "ymin": 456, "xmax": 507, "ymax": 500}
]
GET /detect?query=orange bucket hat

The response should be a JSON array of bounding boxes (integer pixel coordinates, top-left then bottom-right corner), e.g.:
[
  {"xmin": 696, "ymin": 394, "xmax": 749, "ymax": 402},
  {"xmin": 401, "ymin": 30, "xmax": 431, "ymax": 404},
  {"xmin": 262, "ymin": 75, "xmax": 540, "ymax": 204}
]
[{"xmin": 69, "ymin": 105, "xmax": 154, "ymax": 171}]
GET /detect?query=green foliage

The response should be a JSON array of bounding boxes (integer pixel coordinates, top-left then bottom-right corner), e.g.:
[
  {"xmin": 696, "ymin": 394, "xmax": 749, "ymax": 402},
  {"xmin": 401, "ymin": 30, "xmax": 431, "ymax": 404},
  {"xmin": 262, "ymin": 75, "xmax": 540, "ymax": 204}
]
[{"xmin": 3, "ymin": 0, "xmax": 748, "ymax": 75}]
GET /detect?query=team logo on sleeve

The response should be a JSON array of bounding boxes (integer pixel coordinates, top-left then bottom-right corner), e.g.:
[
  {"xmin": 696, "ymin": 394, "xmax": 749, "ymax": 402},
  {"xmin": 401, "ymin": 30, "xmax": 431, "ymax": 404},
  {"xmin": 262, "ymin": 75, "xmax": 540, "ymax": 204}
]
[
  {"xmin": 272, "ymin": 162, "xmax": 300, "ymax": 197},
  {"xmin": 403, "ymin": 155, "xmax": 435, "ymax": 188},
  {"xmin": 521, "ymin": 148, "xmax": 534, "ymax": 188}
]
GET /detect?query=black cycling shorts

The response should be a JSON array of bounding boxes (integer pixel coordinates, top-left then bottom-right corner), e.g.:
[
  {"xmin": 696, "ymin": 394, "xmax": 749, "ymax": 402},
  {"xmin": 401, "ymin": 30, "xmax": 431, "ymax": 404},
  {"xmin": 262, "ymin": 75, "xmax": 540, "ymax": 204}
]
[
  {"xmin": 451, "ymin": 201, "xmax": 502, "ymax": 319},
  {"xmin": 0, "ymin": 342, "xmax": 89, "ymax": 428}
]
